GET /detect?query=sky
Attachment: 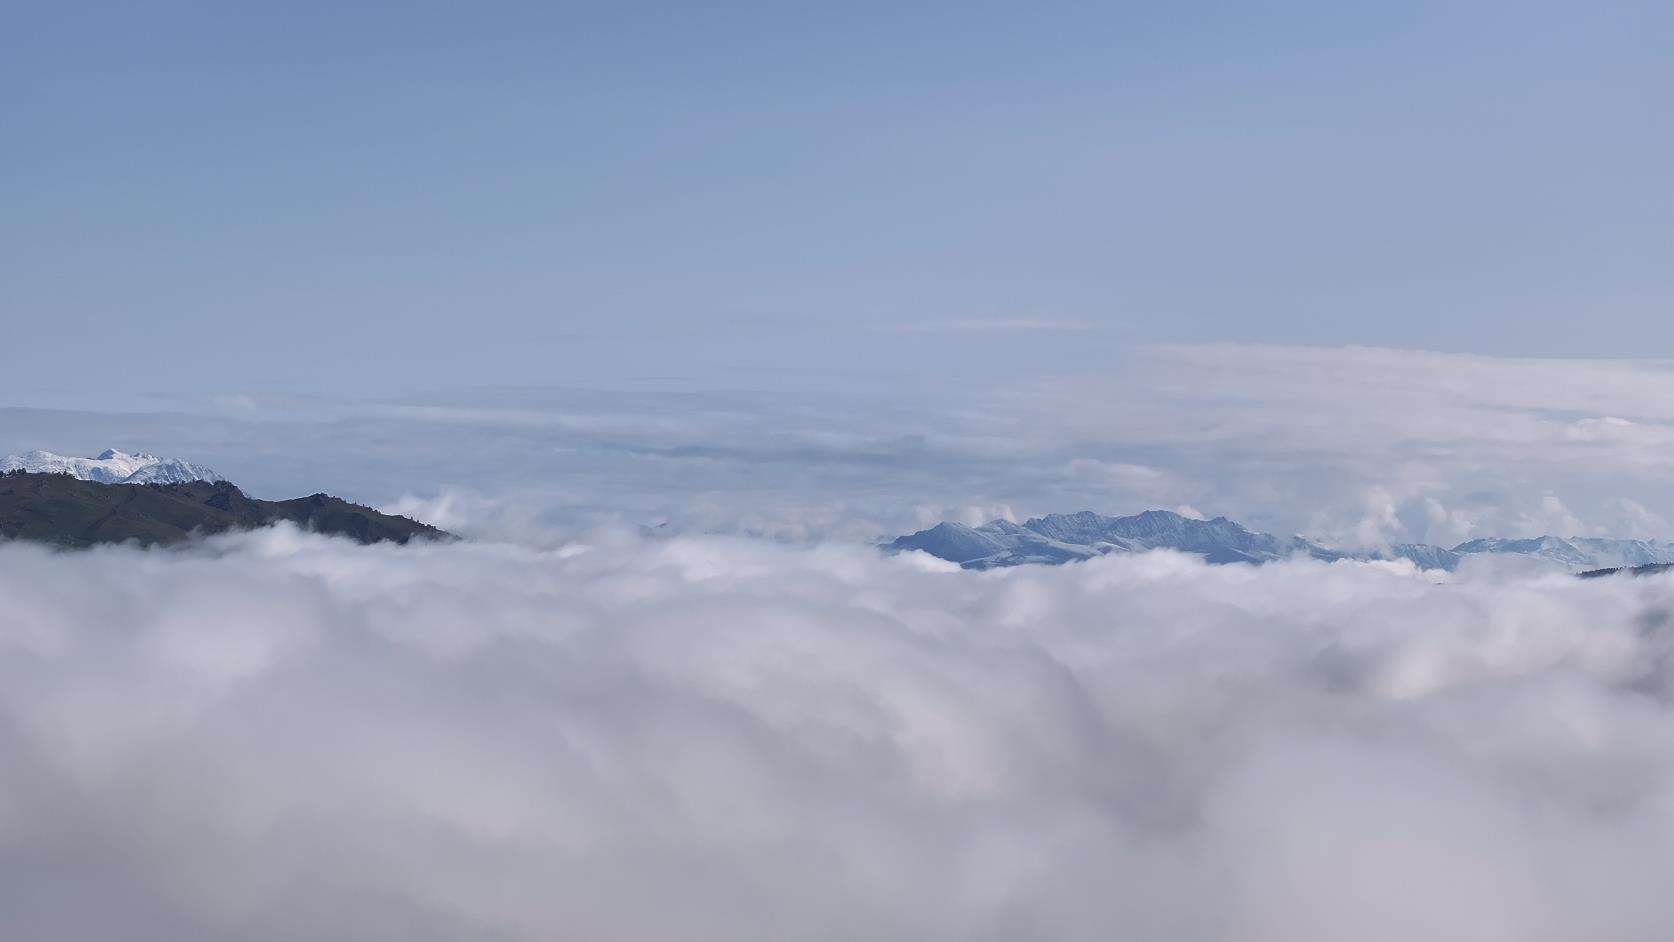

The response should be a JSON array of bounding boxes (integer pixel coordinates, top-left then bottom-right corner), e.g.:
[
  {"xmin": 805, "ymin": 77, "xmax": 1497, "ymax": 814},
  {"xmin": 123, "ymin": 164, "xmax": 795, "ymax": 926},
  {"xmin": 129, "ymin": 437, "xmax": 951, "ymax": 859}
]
[{"xmin": 5, "ymin": 1, "xmax": 1673, "ymax": 402}]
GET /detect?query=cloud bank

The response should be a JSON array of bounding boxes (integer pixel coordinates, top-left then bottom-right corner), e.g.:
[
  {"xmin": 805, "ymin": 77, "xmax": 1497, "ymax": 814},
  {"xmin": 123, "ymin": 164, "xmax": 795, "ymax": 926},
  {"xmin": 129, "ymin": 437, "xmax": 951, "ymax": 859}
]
[
  {"xmin": 6, "ymin": 529, "xmax": 1674, "ymax": 939},
  {"xmin": 9, "ymin": 343, "xmax": 1674, "ymax": 548}
]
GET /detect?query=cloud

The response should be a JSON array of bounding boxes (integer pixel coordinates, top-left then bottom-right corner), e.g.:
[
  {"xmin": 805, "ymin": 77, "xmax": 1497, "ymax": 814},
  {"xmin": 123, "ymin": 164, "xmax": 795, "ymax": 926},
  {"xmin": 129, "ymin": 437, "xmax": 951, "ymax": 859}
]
[
  {"xmin": 212, "ymin": 393, "xmax": 259, "ymax": 411},
  {"xmin": 1515, "ymin": 493, "xmax": 1588, "ymax": 539},
  {"xmin": 6, "ymin": 530, "xmax": 1674, "ymax": 938},
  {"xmin": 11, "ymin": 343, "xmax": 1674, "ymax": 547},
  {"xmin": 872, "ymin": 318, "xmax": 1096, "ymax": 333},
  {"xmin": 1612, "ymin": 498, "xmax": 1671, "ymax": 540}
]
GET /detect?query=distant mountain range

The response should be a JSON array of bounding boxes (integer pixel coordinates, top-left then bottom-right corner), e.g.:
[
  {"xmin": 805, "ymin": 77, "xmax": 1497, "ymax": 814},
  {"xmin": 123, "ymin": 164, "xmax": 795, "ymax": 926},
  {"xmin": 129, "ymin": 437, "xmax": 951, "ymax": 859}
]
[
  {"xmin": 0, "ymin": 472, "xmax": 448, "ymax": 549},
  {"xmin": 9, "ymin": 447, "xmax": 1669, "ymax": 569},
  {"xmin": 887, "ymin": 510, "xmax": 1674, "ymax": 573},
  {"xmin": 0, "ymin": 448, "xmax": 222, "ymax": 485}
]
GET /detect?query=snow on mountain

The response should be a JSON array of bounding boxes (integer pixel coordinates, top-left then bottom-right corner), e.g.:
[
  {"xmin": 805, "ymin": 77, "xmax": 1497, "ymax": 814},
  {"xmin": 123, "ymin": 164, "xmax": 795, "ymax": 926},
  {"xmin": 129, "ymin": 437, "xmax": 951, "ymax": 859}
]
[
  {"xmin": 888, "ymin": 509, "xmax": 1347, "ymax": 570},
  {"xmin": 1385, "ymin": 543, "xmax": 1462, "ymax": 571},
  {"xmin": 887, "ymin": 511, "xmax": 1674, "ymax": 573},
  {"xmin": 1452, "ymin": 536, "xmax": 1674, "ymax": 570},
  {"xmin": 0, "ymin": 448, "xmax": 223, "ymax": 485},
  {"xmin": 895, "ymin": 520, "xmax": 1106, "ymax": 568}
]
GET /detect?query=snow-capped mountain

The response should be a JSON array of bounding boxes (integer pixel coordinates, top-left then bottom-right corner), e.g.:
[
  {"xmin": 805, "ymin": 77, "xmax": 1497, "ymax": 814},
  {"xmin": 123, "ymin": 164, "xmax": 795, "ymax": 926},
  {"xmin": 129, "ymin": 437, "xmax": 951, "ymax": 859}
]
[
  {"xmin": 888, "ymin": 510, "xmax": 1346, "ymax": 570},
  {"xmin": 0, "ymin": 449, "xmax": 223, "ymax": 485},
  {"xmin": 886, "ymin": 511, "xmax": 1674, "ymax": 572},
  {"xmin": 1452, "ymin": 536, "xmax": 1674, "ymax": 571}
]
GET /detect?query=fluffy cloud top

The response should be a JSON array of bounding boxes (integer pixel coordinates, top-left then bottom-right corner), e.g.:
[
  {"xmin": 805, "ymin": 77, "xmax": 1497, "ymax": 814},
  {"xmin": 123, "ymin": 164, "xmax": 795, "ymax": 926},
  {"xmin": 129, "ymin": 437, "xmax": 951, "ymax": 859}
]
[{"xmin": 5, "ymin": 528, "xmax": 1674, "ymax": 939}]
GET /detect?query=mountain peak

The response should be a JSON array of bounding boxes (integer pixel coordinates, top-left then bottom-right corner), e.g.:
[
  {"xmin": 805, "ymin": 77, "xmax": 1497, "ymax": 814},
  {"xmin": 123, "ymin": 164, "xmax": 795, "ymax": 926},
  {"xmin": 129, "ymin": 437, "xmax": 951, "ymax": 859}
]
[
  {"xmin": 890, "ymin": 508, "xmax": 1318, "ymax": 569},
  {"xmin": 887, "ymin": 509, "xmax": 1674, "ymax": 573},
  {"xmin": 1, "ymin": 448, "xmax": 222, "ymax": 486}
]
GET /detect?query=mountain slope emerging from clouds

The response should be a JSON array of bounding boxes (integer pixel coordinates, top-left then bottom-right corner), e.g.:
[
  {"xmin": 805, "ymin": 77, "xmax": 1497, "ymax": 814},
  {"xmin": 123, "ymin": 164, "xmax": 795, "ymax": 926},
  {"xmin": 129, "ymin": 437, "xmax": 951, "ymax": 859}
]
[
  {"xmin": 888, "ymin": 510, "xmax": 1674, "ymax": 572},
  {"xmin": 891, "ymin": 511, "xmax": 1345, "ymax": 569},
  {"xmin": 0, "ymin": 473, "xmax": 449, "ymax": 548},
  {"xmin": 0, "ymin": 448, "xmax": 222, "ymax": 485}
]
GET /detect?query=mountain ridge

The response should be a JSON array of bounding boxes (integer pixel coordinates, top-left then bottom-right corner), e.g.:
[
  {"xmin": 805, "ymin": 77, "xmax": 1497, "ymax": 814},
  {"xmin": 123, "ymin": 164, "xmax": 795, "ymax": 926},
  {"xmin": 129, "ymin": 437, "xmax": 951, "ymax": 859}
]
[
  {"xmin": 887, "ymin": 509, "xmax": 1674, "ymax": 573},
  {"xmin": 0, "ymin": 472, "xmax": 450, "ymax": 549},
  {"xmin": 0, "ymin": 448, "xmax": 223, "ymax": 485}
]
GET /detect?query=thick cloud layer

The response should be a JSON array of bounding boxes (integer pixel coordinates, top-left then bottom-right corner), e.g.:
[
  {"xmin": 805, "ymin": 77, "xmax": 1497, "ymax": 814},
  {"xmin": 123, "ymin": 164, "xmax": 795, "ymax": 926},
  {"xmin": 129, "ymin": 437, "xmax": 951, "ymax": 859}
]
[{"xmin": 5, "ymin": 529, "xmax": 1674, "ymax": 939}]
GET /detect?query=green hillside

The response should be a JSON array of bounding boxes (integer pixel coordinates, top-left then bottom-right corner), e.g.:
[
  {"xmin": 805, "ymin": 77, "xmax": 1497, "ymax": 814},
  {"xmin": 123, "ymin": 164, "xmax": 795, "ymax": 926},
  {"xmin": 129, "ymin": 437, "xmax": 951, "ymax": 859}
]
[{"xmin": 0, "ymin": 472, "xmax": 451, "ymax": 548}]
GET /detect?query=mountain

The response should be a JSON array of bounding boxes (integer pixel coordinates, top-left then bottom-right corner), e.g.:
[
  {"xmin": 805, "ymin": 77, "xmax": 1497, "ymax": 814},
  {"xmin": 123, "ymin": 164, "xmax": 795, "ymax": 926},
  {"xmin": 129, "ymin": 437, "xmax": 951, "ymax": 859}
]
[
  {"xmin": 1386, "ymin": 542, "xmax": 1462, "ymax": 571},
  {"xmin": 0, "ymin": 448, "xmax": 222, "ymax": 485},
  {"xmin": 1452, "ymin": 536, "xmax": 1674, "ymax": 570},
  {"xmin": 1579, "ymin": 563, "xmax": 1674, "ymax": 579},
  {"xmin": 888, "ymin": 510, "xmax": 1348, "ymax": 570},
  {"xmin": 0, "ymin": 472, "xmax": 450, "ymax": 548},
  {"xmin": 886, "ymin": 510, "xmax": 1674, "ymax": 573}
]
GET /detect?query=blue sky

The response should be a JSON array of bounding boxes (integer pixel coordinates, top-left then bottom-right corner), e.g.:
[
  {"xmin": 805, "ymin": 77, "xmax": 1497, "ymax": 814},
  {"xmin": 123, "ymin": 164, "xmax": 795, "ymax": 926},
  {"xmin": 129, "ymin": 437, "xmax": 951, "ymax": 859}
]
[{"xmin": 5, "ymin": 1, "xmax": 1671, "ymax": 402}]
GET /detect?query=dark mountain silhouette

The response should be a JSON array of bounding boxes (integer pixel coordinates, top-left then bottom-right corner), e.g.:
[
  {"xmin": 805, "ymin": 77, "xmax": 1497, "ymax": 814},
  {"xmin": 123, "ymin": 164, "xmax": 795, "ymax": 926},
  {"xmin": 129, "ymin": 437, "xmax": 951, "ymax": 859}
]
[
  {"xmin": 1578, "ymin": 563, "xmax": 1674, "ymax": 579},
  {"xmin": 0, "ymin": 471, "xmax": 450, "ymax": 548}
]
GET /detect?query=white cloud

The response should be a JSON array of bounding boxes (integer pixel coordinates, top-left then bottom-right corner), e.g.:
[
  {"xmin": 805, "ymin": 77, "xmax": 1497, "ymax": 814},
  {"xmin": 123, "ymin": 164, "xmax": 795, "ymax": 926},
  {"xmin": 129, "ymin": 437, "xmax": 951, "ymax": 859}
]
[
  {"xmin": 1565, "ymin": 415, "xmax": 1636, "ymax": 441},
  {"xmin": 1612, "ymin": 498, "xmax": 1671, "ymax": 540},
  {"xmin": 1515, "ymin": 493, "xmax": 1588, "ymax": 539},
  {"xmin": 6, "ymin": 531, "xmax": 1674, "ymax": 938},
  {"xmin": 1063, "ymin": 458, "xmax": 1166, "ymax": 487}
]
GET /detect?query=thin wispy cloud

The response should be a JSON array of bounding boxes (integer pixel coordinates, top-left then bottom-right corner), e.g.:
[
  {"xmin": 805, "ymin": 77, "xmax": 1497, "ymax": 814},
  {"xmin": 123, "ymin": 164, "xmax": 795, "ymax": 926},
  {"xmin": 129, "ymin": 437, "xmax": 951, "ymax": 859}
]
[{"xmin": 873, "ymin": 317, "xmax": 1098, "ymax": 334}]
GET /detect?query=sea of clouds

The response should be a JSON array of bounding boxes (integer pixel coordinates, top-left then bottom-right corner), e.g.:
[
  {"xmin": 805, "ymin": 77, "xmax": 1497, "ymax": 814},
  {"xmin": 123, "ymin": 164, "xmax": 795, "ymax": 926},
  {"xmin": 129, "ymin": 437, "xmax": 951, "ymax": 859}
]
[
  {"xmin": 9, "ymin": 344, "xmax": 1674, "ymax": 548},
  {"xmin": 6, "ymin": 527, "xmax": 1674, "ymax": 939}
]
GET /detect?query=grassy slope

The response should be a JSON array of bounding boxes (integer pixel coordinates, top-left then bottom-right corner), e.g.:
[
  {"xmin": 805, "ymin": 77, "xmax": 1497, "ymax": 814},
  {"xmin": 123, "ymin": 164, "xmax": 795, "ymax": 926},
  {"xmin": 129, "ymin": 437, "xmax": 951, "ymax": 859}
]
[{"xmin": 0, "ymin": 472, "xmax": 450, "ymax": 548}]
